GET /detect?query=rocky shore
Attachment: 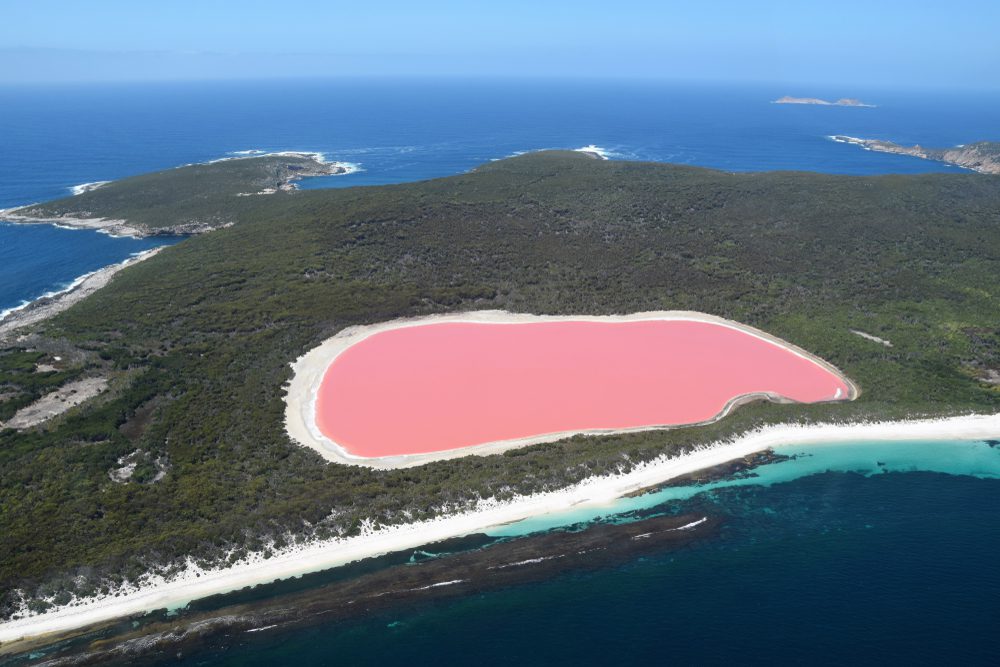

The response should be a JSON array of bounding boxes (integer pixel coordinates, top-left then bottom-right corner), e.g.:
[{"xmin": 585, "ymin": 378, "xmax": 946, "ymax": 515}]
[
  {"xmin": 0, "ymin": 248, "xmax": 165, "ymax": 342},
  {"xmin": 0, "ymin": 210, "xmax": 150, "ymax": 238},
  {"xmin": 0, "ymin": 152, "xmax": 353, "ymax": 238},
  {"xmin": 830, "ymin": 136, "xmax": 1000, "ymax": 174}
]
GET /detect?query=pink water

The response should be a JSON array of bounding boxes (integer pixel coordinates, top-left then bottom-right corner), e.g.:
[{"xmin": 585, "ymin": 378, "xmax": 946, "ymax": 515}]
[{"xmin": 315, "ymin": 320, "xmax": 850, "ymax": 458}]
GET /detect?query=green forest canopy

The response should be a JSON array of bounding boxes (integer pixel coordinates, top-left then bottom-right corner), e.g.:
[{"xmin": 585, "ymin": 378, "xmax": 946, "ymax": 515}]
[{"xmin": 1, "ymin": 151, "xmax": 998, "ymax": 615}]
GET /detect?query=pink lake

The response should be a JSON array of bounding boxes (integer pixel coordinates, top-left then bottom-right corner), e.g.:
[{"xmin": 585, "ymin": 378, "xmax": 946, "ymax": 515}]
[{"xmin": 315, "ymin": 320, "xmax": 851, "ymax": 458}]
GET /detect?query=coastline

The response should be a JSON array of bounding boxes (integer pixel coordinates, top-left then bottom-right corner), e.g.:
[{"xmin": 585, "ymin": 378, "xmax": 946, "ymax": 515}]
[
  {"xmin": 0, "ymin": 208, "xmax": 146, "ymax": 238},
  {"xmin": 828, "ymin": 135, "xmax": 1000, "ymax": 174},
  {"xmin": 284, "ymin": 310, "xmax": 859, "ymax": 468},
  {"xmin": 69, "ymin": 180, "xmax": 111, "ymax": 196},
  {"xmin": 0, "ymin": 150, "xmax": 361, "ymax": 238},
  {"xmin": 1, "ymin": 413, "xmax": 997, "ymax": 645},
  {"xmin": 573, "ymin": 144, "xmax": 613, "ymax": 160},
  {"xmin": 0, "ymin": 247, "xmax": 165, "ymax": 342}
]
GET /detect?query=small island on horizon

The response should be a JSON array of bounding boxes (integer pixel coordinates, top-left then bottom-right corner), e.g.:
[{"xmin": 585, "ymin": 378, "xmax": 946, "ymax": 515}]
[{"xmin": 774, "ymin": 96, "xmax": 875, "ymax": 107}]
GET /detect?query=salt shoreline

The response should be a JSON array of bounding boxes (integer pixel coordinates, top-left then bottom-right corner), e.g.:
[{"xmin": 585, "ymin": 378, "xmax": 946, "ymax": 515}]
[
  {"xmin": 1, "ymin": 413, "xmax": 997, "ymax": 645},
  {"xmin": 284, "ymin": 310, "xmax": 859, "ymax": 468}
]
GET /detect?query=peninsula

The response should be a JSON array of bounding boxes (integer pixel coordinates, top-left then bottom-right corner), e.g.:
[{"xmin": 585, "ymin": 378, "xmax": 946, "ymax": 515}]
[
  {"xmin": 1, "ymin": 151, "xmax": 998, "ymax": 646},
  {"xmin": 0, "ymin": 152, "xmax": 352, "ymax": 237},
  {"xmin": 773, "ymin": 96, "xmax": 874, "ymax": 107},
  {"xmin": 830, "ymin": 136, "xmax": 1000, "ymax": 174}
]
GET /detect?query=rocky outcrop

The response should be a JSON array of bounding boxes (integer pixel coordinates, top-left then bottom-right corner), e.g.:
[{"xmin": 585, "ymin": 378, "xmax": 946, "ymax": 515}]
[{"xmin": 830, "ymin": 136, "xmax": 1000, "ymax": 174}]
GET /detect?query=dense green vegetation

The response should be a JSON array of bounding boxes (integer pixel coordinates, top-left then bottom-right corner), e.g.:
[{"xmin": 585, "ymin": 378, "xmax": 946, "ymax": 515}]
[
  {"xmin": 835, "ymin": 138, "xmax": 1000, "ymax": 175},
  {"xmin": 1, "ymin": 151, "xmax": 998, "ymax": 616},
  {"xmin": 0, "ymin": 350, "xmax": 85, "ymax": 423},
  {"xmin": 11, "ymin": 154, "xmax": 334, "ymax": 233}
]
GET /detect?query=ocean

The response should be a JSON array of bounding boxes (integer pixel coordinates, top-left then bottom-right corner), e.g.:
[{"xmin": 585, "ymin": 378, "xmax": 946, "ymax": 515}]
[
  {"xmin": 148, "ymin": 440, "xmax": 1000, "ymax": 666},
  {"xmin": 2, "ymin": 79, "xmax": 1000, "ymax": 315},
  {"xmin": 1, "ymin": 79, "xmax": 999, "ymax": 665}
]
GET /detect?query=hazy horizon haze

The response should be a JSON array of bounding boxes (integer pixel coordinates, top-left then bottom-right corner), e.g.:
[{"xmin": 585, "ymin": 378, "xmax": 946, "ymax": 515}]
[{"xmin": 1, "ymin": 1, "xmax": 997, "ymax": 89}]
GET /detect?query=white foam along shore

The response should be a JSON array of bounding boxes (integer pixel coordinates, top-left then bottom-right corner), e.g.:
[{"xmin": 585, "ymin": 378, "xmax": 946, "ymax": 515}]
[
  {"xmin": 0, "ymin": 207, "xmax": 144, "ymax": 238},
  {"xmin": 70, "ymin": 181, "xmax": 111, "ymax": 196},
  {"xmin": 0, "ymin": 150, "xmax": 361, "ymax": 237},
  {"xmin": 1, "ymin": 413, "xmax": 997, "ymax": 645},
  {"xmin": 284, "ymin": 310, "xmax": 860, "ymax": 468},
  {"xmin": 208, "ymin": 149, "xmax": 363, "ymax": 176},
  {"xmin": 574, "ymin": 144, "xmax": 613, "ymax": 159},
  {"xmin": 0, "ymin": 248, "xmax": 165, "ymax": 341}
]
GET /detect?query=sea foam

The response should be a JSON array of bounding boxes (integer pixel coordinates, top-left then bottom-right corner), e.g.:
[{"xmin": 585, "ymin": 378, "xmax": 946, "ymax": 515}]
[{"xmin": 70, "ymin": 181, "xmax": 111, "ymax": 196}]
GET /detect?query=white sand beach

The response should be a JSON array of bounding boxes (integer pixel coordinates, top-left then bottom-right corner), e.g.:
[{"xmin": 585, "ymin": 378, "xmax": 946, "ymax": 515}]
[{"xmin": 2, "ymin": 413, "xmax": 997, "ymax": 645}]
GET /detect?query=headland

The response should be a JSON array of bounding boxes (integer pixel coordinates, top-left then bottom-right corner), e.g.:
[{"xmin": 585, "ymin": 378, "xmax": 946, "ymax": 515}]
[{"xmin": 830, "ymin": 136, "xmax": 1000, "ymax": 174}]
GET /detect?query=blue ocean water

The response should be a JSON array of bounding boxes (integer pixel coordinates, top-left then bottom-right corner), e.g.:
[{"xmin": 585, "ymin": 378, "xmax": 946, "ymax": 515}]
[
  {"xmin": 1, "ymin": 80, "xmax": 999, "ymax": 665},
  {"xmin": 0, "ymin": 223, "xmax": 171, "ymax": 317},
  {"xmin": 166, "ymin": 439, "xmax": 1000, "ymax": 667},
  {"xmin": 2, "ymin": 80, "xmax": 999, "ymax": 314}
]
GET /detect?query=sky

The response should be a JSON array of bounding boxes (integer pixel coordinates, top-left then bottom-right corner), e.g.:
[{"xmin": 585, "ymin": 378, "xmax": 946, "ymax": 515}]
[{"xmin": 0, "ymin": 0, "xmax": 997, "ymax": 88}]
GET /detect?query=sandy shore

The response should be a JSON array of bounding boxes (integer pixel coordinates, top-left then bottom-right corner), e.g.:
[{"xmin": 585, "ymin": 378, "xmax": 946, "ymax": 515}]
[
  {"xmin": 1, "ymin": 413, "xmax": 996, "ymax": 645},
  {"xmin": 284, "ymin": 310, "xmax": 859, "ymax": 468},
  {"xmin": 0, "ymin": 247, "xmax": 164, "ymax": 342}
]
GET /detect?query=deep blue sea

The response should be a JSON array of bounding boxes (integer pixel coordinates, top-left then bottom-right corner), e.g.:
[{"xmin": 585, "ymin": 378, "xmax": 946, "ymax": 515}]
[
  {"xmin": 1, "ymin": 80, "xmax": 998, "ymax": 665},
  {"xmin": 168, "ymin": 439, "xmax": 1000, "ymax": 666},
  {"xmin": 2, "ymin": 79, "xmax": 999, "ymax": 315}
]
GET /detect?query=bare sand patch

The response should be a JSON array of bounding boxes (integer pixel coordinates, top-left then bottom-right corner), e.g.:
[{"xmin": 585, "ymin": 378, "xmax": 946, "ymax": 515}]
[
  {"xmin": 1, "ymin": 378, "xmax": 108, "ymax": 430},
  {"xmin": 851, "ymin": 329, "xmax": 893, "ymax": 347}
]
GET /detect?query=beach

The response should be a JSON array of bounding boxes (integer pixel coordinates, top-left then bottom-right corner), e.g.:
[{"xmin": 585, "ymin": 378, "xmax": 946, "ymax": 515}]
[
  {"xmin": 2, "ymin": 412, "xmax": 997, "ymax": 645},
  {"xmin": 0, "ymin": 81, "xmax": 998, "ymax": 658},
  {"xmin": 285, "ymin": 310, "xmax": 859, "ymax": 468}
]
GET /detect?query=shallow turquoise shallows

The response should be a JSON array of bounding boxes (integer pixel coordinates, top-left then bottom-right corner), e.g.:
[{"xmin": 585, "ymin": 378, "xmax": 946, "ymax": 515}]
[{"xmin": 488, "ymin": 438, "xmax": 1000, "ymax": 536}]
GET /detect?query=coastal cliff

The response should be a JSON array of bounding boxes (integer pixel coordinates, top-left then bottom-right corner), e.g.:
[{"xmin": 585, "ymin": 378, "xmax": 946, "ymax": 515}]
[{"xmin": 830, "ymin": 136, "xmax": 1000, "ymax": 174}]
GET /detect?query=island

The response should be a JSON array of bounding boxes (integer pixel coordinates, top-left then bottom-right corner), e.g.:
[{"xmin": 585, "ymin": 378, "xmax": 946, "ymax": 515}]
[
  {"xmin": 1, "ymin": 151, "xmax": 998, "ymax": 648},
  {"xmin": 829, "ymin": 136, "xmax": 1000, "ymax": 174},
  {"xmin": 773, "ymin": 96, "xmax": 875, "ymax": 107}
]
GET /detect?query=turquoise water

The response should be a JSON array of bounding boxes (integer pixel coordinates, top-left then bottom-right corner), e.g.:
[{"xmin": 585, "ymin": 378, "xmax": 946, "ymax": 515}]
[
  {"xmin": 7, "ymin": 439, "xmax": 999, "ymax": 665},
  {"xmin": 156, "ymin": 438, "xmax": 1000, "ymax": 666},
  {"xmin": 2, "ymin": 80, "xmax": 999, "ymax": 664},
  {"xmin": 490, "ymin": 439, "xmax": 1000, "ymax": 536}
]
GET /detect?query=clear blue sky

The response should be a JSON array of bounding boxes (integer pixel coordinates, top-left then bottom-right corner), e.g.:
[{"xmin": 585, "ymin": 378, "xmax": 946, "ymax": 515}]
[{"xmin": 1, "ymin": 0, "xmax": 997, "ymax": 88}]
